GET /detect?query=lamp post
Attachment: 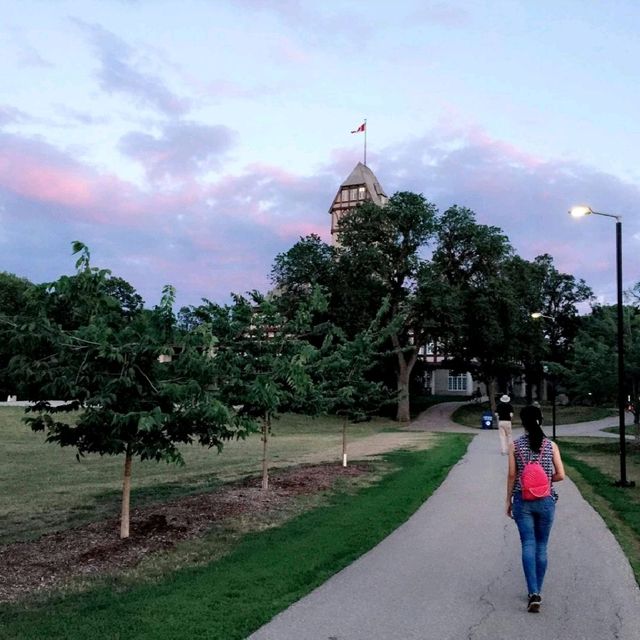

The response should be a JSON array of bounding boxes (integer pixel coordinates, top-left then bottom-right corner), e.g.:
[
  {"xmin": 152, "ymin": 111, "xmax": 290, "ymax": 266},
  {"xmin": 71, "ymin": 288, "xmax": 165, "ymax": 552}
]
[
  {"xmin": 569, "ymin": 205, "xmax": 634, "ymax": 487},
  {"xmin": 542, "ymin": 364, "xmax": 557, "ymax": 441},
  {"xmin": 531, "ymin": 312, "xmax": 557, "ymax": 441}
]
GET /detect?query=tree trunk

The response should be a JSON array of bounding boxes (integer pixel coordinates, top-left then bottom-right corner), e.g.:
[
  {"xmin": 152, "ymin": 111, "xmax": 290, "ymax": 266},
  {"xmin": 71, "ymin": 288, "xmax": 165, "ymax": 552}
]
[
  {"xmin": 396, "ymin": 365, "xmax": 411, "ymax": 422},
  {"xmin": 120, "ymin": 447, "xmax": 132, "ymax": 539},
  {"xmin": 261, "ymin": 415, "xmax": 269, "ymax": 490},
  {"xmin": 487, "ymin": 378, "xmax": 497, "ymax": 416},
  {"xmin": 392, "ymin": 334, "xmax": 418, "ymax": 423},
  {"xmin": 342, "ymin": 417, "xmax": 348, "ymax": 467}
]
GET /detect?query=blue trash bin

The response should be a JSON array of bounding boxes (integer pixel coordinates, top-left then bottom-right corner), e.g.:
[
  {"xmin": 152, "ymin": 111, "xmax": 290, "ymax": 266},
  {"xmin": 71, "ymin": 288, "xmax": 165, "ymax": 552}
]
[{"xmin": 481, "ymin": 411, "xmax": 494, "ymax": 430}]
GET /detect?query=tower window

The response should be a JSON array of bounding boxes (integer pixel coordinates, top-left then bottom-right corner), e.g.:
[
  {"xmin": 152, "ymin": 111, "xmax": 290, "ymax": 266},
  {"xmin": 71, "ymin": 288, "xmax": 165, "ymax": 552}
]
[{"xmin": 358, "ymin": 187, "xmax": 366, "ymax": 199}]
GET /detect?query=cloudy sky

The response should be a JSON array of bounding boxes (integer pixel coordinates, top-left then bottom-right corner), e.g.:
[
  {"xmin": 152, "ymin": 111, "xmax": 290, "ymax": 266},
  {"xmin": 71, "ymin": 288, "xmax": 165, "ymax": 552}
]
[{"xmin": 2, "ymin": 0, "xmax": 639, "ymax": 309}]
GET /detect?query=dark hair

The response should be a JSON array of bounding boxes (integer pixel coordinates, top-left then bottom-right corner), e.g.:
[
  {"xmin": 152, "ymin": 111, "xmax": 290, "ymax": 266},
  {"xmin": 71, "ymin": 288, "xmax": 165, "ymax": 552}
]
[{"xmin": 520, "ymin": 405, "xmax": 546, "ymax": 453}]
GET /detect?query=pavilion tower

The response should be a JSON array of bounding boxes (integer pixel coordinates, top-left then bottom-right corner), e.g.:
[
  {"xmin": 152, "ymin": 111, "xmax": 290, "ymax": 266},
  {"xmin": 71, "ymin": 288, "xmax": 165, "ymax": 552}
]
[{"xmin": 328, "ymin": 162, "xmax": 388, "ymax": 240}]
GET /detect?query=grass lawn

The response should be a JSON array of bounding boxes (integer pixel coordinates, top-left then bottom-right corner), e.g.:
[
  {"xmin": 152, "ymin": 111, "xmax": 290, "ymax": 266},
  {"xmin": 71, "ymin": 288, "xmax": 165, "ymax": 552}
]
[
  {"xmin": 559, "ymin": 437, "xmax": 640, "ymax": 584},
  {"xmin": 0, "ymin": 406, "xmax": 399, "ymax": 544},
  {"xmin": 0, "ymin": 433, "xmax": 472, "ymax": 640},
  {"xmin": 601, "ymin": 424, "xmax": 640, "ymax": 438},
  {"xmin": 452, "ymin": 401, "xmax": 616, "ymax": 429}
]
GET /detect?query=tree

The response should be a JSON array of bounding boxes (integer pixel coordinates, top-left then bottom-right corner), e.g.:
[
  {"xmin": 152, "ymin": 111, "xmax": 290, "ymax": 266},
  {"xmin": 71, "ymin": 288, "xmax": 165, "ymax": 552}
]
[
  {"xmin": 270, "ymin": 233, "xmax": 336, "ymax": 300},
  {"xmin": 189, "ymin": 288, "xmax": 327, "ymax": 489},
  {"xmin": 7, "ymin": 243, "xmax": 250, "ymax": 538},
  {"xmin": 503, "ymin": 254, "xmax": 592, "ymax": 402},
  {"xmin": 0, "ymin": 272, "xmax": 34, "ymax": 398},
  {"xmin": 561, "ymin": 304, "xmax": 640, "ymax": 433},
  {"xmin": 334, "ymin": 192, "xmax": 439, "ymax": 421},
  {"xmin": 314, "ymin": 304, "xmax": 392, "ymax": 466},
  {"xmin": 432, "ymin": 206, "xmax": 516, "ymax": 414}
]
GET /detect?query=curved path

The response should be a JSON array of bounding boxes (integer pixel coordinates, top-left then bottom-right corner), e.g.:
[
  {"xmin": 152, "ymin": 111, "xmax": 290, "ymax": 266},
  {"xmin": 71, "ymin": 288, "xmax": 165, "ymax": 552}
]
[{"xmin": 249, "ymin": 403, "xmax": 640, "ymax": 640}]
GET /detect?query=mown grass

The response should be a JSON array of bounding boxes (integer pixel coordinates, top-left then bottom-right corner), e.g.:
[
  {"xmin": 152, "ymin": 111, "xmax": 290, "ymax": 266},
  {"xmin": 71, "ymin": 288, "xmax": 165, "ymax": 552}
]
[
  {"xmin": 0, "ymin": 433, "xmax": 472, "ymax": 640},
  {"xmin": 0, "ymin": 407, "xmax": 398, "ymax": 544},
  {"xmin": 560, "ymin": 437, "xmax": 640, "ymax": 584},
  {"xmin": 452, "ymin": 401, "xmax": 616, "ymax": 429}
]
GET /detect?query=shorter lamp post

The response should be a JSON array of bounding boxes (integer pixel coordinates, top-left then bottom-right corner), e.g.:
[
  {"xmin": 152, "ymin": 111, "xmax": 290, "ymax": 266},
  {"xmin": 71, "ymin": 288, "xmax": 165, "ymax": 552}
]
[
  {"xmin": 569, "ymin": 205, "xmax": 634, "ymax": 487},
  {"xmin": 542, "ymin": 364, "xmax": 557, "ymax": 441},
  {"xmin": 531, "ymin": 312, "xmax": 557, "ymax": 441}
]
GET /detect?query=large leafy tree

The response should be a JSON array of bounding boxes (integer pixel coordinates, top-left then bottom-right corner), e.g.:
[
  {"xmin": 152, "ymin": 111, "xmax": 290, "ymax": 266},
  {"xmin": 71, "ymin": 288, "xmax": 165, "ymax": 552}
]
[
  {"xmin": 270, "ymin": 234, "xmax": 336, "ymax": 300},
  {"xmin": 504, "ymin": 254, "xmax": 592, "ymax": 401},
  {"xmin": 561, "ymin": 304, "xmax": 640, "ymax": 431},
  {"xmin": 7, "ymin": 243, "xmax": 249, "ymax": 538},
  {"xmin": 334, "ymin": 192, "xmax": 440, "ymax": 422},
  {"xmin": 432, "ymin": 206, "xmax": 516, "ymax": 413}
]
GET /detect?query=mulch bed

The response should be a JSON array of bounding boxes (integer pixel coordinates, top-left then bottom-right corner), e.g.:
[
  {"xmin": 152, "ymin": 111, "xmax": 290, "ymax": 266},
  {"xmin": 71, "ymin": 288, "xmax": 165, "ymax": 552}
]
[{"xmin": 0, "ymin": 463, "xmax": 370, "ymax": 604}]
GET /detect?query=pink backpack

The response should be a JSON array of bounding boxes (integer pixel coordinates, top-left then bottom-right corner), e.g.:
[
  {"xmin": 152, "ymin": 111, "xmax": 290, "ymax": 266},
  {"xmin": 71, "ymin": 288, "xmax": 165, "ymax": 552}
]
[{"xmin": 519, "ymin": 439, "xmax": 552, "ymax": 500}]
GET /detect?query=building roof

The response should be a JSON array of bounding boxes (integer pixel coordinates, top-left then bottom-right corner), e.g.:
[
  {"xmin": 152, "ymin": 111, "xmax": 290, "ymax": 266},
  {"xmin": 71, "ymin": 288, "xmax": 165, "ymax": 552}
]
[{"xmin": 339, "ymin": 162, "xmax": 388, "ymax": 204}]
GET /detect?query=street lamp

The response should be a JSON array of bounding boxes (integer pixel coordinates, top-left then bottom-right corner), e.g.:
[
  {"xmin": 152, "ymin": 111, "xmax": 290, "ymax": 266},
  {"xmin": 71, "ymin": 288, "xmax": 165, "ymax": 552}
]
[
  {"xmin": 531, "ymin": 312, "xmax": 557, "ymax": 441},
  {"xmin": 569, "ymin": 205, "xmax": 634, "ymax": 487},
  {"xmin": 542, "ymin": 364, "xmax": 557, "ymax": 441}
]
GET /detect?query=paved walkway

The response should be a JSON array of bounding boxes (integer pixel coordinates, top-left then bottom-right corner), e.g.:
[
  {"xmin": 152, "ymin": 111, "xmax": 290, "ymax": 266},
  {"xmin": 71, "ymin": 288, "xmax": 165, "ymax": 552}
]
[{"xmin": 249, "ymin": 403, "xmax": 640, "ymax": 640}]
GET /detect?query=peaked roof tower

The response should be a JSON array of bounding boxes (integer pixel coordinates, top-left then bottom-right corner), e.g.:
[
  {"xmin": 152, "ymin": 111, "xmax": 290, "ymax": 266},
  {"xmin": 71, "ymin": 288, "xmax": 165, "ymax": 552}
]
[{"xmin": 328, "ymin": 162, "xmax": 388, "ymax": 238}]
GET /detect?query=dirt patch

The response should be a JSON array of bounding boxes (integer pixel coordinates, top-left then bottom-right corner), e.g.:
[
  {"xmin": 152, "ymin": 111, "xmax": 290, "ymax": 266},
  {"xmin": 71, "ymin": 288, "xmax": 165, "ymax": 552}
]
[{"xmin": 0, "ymin": 463, "xmax": 370, "ymax": 604}]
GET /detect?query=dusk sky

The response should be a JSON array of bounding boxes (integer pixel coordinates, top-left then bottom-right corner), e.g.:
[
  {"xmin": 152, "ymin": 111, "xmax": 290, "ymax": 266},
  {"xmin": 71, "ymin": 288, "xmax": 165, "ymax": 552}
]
[{"xmin": 2, "ymin": 0, "xmax": 639, "ymax": 310}]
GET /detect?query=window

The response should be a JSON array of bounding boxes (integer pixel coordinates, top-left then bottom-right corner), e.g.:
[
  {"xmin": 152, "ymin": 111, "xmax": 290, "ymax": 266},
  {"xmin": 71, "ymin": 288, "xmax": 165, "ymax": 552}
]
[
  {"xmin": 358, "ymin": 186, "xmax": 366, "ymax": 199},
  {"xmin": 350, "ymin": 188, "xmax": 358, "ymax": 200},
  {"xmin": 423, "ymin": 342, "xmax": 435, "ymax": 355},
  {"xmin": 448, "ymin": 374, "xmax": 468, "ymax": 392},
  {"xmin": 342, "ymin": 189, "xmax": 350, "ymax": 202}
]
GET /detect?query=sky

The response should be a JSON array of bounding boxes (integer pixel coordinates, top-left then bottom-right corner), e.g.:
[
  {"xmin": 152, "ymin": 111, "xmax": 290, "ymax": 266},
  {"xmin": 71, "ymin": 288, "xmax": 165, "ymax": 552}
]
[{"xmin": 1, "ymin": 0, "xmax": 639, "ymax": 310}]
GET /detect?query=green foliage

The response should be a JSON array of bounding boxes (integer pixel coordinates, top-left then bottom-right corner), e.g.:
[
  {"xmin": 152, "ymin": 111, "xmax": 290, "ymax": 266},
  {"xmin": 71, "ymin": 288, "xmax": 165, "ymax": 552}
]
[
  {"xmin": 432, "ymin": 206, "xmax": 516, "ymax": 398},
  {"xmin": 315, "ymin": 301, "xmax": 393, "ymax": 422},
  {"xmin": 5, "ymin": 243, "xmax": 250, "ymax": 533},
  {"xmin": 0, "ymin": 435, "xmax": 472, "ymax": 640},
  {"xmin": 334, "ymin": 192, "xmax": 442, "ymax": 421},
  {"xmin": 431, "ymin": 208, "xmax": 592, "ymax": 407},
  {"xmin": 270, "ymin": 233, "xmax": 336, "ymax": 301},
  {"xmin": 0, "ymin": 271, "xmax": 35, "ymax": 397},
  {"xmin": 558, "ymin": 304, "xmax": 640, "ymax": 411},
  {"xmin": 191, "ymin": 289, "xmax": 328, "ymax": 422}
]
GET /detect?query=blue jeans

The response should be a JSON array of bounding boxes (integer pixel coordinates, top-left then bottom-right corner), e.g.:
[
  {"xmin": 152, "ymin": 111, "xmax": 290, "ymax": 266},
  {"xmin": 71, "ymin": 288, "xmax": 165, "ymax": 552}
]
[{"xmin": 512, "ymin": 495, "xmax": 556, "ymax": 595}]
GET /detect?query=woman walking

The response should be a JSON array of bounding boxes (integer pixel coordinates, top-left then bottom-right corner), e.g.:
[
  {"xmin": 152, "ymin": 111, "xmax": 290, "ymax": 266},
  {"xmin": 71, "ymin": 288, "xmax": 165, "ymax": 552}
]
[{"xmin": 506, "ymin": 405, "xmax": 565, "ymax": 612}]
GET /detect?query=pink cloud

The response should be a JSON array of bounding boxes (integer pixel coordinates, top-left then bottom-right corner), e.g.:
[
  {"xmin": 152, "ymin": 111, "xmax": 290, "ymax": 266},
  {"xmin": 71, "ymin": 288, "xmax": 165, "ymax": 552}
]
[{"xmin": 0, "ymin": 133, "xmax": 206, "ymax": 225}]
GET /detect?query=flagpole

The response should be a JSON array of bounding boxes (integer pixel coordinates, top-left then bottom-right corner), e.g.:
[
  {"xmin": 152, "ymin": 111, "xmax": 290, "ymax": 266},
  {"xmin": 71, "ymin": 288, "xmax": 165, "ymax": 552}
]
[{"xmin": 364, "ymin": 118, "xmax": 367, "ymax": 166}]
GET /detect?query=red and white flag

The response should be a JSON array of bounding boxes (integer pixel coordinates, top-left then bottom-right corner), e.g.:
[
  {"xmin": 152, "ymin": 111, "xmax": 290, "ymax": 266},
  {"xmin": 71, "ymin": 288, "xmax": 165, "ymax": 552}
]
[{"xmin": 351, "ymin": 122, "xmax": 366, "ymax": 133}]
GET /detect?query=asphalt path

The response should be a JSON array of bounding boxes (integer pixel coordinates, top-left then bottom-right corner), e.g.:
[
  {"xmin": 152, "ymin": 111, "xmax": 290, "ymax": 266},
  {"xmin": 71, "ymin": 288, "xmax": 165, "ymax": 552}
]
[{"xmin": 249, "ymin": 404, "xmax": 640, "ymax": 640}]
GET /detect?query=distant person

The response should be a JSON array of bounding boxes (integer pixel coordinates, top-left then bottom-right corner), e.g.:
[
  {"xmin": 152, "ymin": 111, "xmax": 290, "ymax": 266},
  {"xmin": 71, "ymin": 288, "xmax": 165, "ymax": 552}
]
[
  {"xmin": 496, "ymin": 394, "xmax": 514, "ymax": 455},
  {"xmin": 506, "ymin": 405, "xmax": 565, "ymax": 613}
]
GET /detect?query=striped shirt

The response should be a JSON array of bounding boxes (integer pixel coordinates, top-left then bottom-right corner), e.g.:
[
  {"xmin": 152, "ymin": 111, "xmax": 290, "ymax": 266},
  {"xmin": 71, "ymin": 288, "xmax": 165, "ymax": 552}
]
[{"xmin": 513, "ymin": 434, "xmax": 558, "ymax": 500}]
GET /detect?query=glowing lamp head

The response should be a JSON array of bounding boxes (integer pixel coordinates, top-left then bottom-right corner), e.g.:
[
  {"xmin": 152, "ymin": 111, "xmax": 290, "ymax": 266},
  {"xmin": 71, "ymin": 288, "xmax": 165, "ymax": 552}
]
[
  {"xmin": 569, "ymin": 205, "xmax": 592, "ymax": 218},
  {"xmin": 530, "ymin": 312, "xmax": 543, "ymax": 319}
]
